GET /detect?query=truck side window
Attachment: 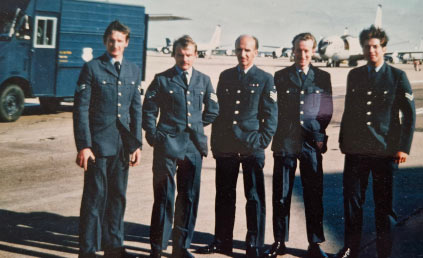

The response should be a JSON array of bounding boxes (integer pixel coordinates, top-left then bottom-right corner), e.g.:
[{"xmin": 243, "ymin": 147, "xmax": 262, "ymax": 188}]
[{"xmin": 33, "ymin": 16, "xmax": 57, "ymax": 48}]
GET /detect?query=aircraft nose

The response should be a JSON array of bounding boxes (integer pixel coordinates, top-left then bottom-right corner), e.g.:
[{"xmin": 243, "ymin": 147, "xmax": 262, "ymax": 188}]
[{"xmin": 318, "ymin": 40, "xmax": 327, "ymax": 55}]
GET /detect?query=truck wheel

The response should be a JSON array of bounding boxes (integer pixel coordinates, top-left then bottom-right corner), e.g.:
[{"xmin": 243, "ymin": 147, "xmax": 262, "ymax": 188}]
[
  {"xmin": 0, "ymin": 84, "xmax": 25, "ymax": 122},
  {"xmin": 39, "ymin": 97, "xmax": 60, "ymax": 113}
]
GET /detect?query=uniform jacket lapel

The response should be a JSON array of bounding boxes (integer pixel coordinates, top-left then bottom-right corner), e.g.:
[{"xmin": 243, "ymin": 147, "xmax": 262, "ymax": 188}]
[
  {"xmin": 99, "ymin": 53, "xmax": 119, "ymax": 77},
  {"xmin": 303, "ymin": 66, "xmax": 315, "ymax": 87},
  {"xmin": 170, "ymin": 66, "xmax": 188, "ymax": 89},
  {"xmin": 288, "ymin": 64, "xmax": 302, "ymax": 87},
  {"xmin": 188, "ymin": 68, "xmax": 200, "ymax": 90}
]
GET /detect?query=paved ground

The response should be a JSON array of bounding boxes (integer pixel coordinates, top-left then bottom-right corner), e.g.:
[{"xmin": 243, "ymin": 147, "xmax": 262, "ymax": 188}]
[{"xmin": 0, "ymin": 55, "xmax": 422, "ymax": 258}]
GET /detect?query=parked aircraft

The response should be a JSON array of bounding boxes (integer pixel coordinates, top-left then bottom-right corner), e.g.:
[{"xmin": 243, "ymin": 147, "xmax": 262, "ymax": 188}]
[
  {"xmin": 197, "ymin": 25, "xmax": 222, "ymax": 58},
  {"xmin": 317, "ymin": 4, "xmax": 382, "ymax": 67}
]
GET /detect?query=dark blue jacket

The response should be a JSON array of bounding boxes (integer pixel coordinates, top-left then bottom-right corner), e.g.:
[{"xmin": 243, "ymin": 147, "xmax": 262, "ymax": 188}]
[
  {"xmin": 339, "ymin": 63, "xmax": 415, "ymax": 156},
  {"xmin": 271, "ymin": 64, "xmax": 333, "ymax": 155},
  {"xmin": 211, "ymin": 65, "xmax": 278, "ymax": 155},
  {"xmin": 142, "ymin": 67, "xmax": 219, "ymax": 159},
  {"xmin": 73, "ymin": 53, "xmax": 142, "ymax": 156}
]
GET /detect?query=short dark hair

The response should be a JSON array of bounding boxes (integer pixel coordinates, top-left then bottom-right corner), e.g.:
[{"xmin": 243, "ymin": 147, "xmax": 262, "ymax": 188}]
[
  {"xmin": 359, "ymin": 25, "xmax": 389, "ymax": 47},
  {"xmin": 235, "ymin": 35, "xmax": 259, "ymax": 50},
  {"xmin": 103, "ymin": 20, "xmax": 130, "ymax": 43},
  {"xmin": 292, "ymin": 32, "xmax": 316, "ymax": 49},
  {"xmin": 172, "ymin": 35, "xmax": 197, "ymax": 56}
]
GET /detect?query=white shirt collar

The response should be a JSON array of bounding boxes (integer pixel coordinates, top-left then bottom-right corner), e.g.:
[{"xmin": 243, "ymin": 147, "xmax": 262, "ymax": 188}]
[{"xmin": 238, "ymin": 64, "xmax": 254, "ymax": 75}]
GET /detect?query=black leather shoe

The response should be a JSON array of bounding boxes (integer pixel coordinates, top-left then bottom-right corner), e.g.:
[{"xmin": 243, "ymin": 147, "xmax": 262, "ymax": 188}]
[
  {"xmin": 306, "ymin": 243, "xmax": 328, "ymax": 258},
  {"xmin": 172, "ymin": 249, "xmax": 194, "ymax": 258},
  {"xmin": 104, "ymin": 247, "xmax": 140, "ymax": 258},
  {"xmin": 78, "ymin": 253, "xmax": 97, "ymax": 258},
  {"xmin": 263, "ymin": 241, "xmax": 286, "ymax": 257},
  {"xmin": 246, "ymin": 245, "xmax": 261, "ymax": 258},
  {"xmin": 196, "ymin": 242, "xmax": 232, "ymax": 255},
  {"xmin": 150, "ymin": 249, "xmax": 162, "ymax": 258},
  {"xmin": 335, "ymin": 247, "xmax": 357, "ymax": 258}
]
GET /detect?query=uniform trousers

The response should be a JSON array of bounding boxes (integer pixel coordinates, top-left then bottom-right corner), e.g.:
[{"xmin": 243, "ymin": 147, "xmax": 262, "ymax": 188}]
[
  {"xmin": 214, "ymin": 152, "xmax": 266, "ymax": 249},
  {"xmin": 150, "ymin": 138, "xmax": 202, "ymax": 256},
  {"xmin": 343, "ymin": 154, "xmax": 397, "ymax": 258},
  {"xmin": 272, "ymin": 142, "xmax": 325, "ymax": 244},
  {"xmin": 79, "ymin": 142, "xmax": 129, "ymax": 256}
]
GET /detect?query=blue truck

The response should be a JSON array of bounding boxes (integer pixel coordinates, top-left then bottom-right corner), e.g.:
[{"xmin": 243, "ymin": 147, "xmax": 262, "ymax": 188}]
[{"xmin": 0, "ymin": 0, "xmax": 148, "ymax": 122}]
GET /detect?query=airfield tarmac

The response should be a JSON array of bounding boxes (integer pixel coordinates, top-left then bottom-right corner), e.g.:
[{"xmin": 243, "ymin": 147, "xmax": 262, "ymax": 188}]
[{"xmin": 0, "ymin": 54, "xmax": 422, "ymax": 257}]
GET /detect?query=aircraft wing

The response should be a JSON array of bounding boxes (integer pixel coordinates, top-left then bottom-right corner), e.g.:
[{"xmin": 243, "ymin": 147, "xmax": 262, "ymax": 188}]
[{"xmin": 149, "ymin": 14, "xmax": 191, "ymax": 21}]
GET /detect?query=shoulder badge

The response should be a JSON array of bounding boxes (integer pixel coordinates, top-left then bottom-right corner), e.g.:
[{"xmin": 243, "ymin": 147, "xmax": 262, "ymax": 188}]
[
  {"xmin": 76, "ymin": 83, "xmax": 86, "ymax": 93},
  {"xmin": 405, "ymin": 92, "xmax": 414, "ymax": 101},
  {"xmin": 210, "ymin": 92, "xmax": 218, "ymax": 103},
  {"xmin": 270, "ymin": 91, "xmax": 277, "ymax": 102}
]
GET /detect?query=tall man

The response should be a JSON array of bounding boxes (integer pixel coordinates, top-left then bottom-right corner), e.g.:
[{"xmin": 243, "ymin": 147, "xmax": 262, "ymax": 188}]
[
  {"xmin": 264, "ymin": 33, "xmax": 332, "ymax": 258},
  {"xmin": 197, "ymin": 35, "xmax": 278, "ymax": 258},
  {"xmin": 73, "ymin": 20, "xmax": 142, "ymax": 258},
  {"xmin": 336, "ymin": 26, "xmax": 415, "ymax": 258},
  {"xmin": 143, "ymin": 35, "xmax": 219, "ymax": 258}
]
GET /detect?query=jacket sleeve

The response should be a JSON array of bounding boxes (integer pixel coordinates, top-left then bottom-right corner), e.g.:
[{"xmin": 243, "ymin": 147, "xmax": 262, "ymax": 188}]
[
  {"xmin": 130, "ymin": 68, "xmax": 143, "ymax": 149},
  {"xmin": 142, "ymin": 75, "xmax": 160, "ymax": 146},
  {"xmin": 314, "ymin": 72, "xmax": 333, "ymax": 142},
  {"xmin": 397, "ymin": 70, "xmax": 416, "ymax": 154},
  {"xmin": 243, "ymin": 73, "xmax": 278, "ymax": 150},
  {"xmin": 73, "ymin": 62, "xmax": 93, "ymax": 152},
  {"xmin": 339, "ymin": 70, "xmax": 354, "ymax": 150},
  {"xmin": 202, "ymin": 76, "xmax": 219, "ymax": 126}
]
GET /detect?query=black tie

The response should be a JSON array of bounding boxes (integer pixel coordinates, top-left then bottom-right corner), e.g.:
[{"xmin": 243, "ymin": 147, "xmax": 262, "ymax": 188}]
[
  {"xmin": 239, "ymin": 70, "xmax": 246, "ymax": 81},
  {"xmin": 300, "ymin": 71, "xmax": 306, "ymax": 84},
  {"xmin": 182, "ymin": 71, "xmax": 188, "ymax": 86},
  {"xmin": 369, "ymin": 68, "xmax": 376, "ymax": 82},
  {"xmin": 114, "ymin": 61, "xmax": 121, "ymax": 75}
]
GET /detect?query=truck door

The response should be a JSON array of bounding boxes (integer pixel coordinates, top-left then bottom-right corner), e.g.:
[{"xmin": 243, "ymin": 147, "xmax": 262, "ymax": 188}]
[{"xmin": 30, "ymin": 15, "xmax": 58, "ymax": 96}]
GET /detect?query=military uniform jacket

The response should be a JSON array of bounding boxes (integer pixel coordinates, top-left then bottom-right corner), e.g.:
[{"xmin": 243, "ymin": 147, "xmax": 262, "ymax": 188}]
[
  {"xmin": 339, "ymin": 63, "xmax": 415, "ymax": 156},
  {"xmin": 271, "ymin": 64, "xmax": 333, "ymax": 155},
  {"xmin": 73, "ymin": 53, "xmax": 142, "ymax": 157},
  {"xmin": 211, "ymin": 65, "xmax": 278, "ymax": 155},
  {"xmin": 142, "ymin": 67, "xmax": 219, "ymax": 159}
]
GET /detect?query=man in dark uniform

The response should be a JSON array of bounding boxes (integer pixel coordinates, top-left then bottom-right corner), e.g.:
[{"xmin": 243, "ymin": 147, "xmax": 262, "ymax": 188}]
[
  {"xmin": 335, "ymin": 26, "xmax": 416, "ymax": 258},
  {"xmin": 197, "ymin": 35, "xmax": 278, "ymax": 258},
  {"xmin": 142, "ymin": 35, "xmax": 219, "ymax": 258},
  {"xmin": 263, "ymin": 33, "xmax": 332, "ymax": 258},
  {"xmin": 73, "ymin": 20, "xmax": 142, "ymax": 258}
]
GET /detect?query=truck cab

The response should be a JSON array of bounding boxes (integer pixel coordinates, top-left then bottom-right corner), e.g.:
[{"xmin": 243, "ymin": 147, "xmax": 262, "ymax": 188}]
[{"xmin": 0, "ymin": 0, "xmax": 147, "ymax": 122}]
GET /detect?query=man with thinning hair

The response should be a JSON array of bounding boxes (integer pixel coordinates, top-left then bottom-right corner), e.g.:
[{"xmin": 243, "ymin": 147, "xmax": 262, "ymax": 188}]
[{"xmin": 197, "ymin": 34, "xmax": 278, "ymax": 258}]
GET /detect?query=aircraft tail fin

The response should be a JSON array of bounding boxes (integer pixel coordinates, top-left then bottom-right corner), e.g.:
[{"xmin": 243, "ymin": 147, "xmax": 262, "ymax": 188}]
[
  {"xmin": 165, "ymin": 38, "xmax": 172, "ymax": 47},
  {"xmin": 374, "ymin": 4, "xmax": 382, "ymax": 28},
  {"xmin": 209, "ymin": 25, "xmax": 222, "ymax": 49}
]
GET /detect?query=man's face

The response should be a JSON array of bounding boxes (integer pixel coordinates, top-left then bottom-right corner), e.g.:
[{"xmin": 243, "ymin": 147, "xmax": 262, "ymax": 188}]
[
  {"xmin": 293, "ymin": 39, "xmax": 314, "ymax": 70},
  {"xmin": 105, "ymin": 30, "xmax": 129, "ymax": 60},
  {"xmin": 235, "ymin": 36, "xmax": 258, "ymax": 70},
  {"xmin": 174, "ymin": 44, "xmax": 197, "ymax": 71},
  {"xmin": 363, "ymin": 38, "xmax": 386, "ymax": 67}
]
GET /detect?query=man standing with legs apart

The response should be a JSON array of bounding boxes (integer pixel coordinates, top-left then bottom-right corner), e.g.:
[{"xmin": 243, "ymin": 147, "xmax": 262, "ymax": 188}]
[
  {"xmin": 336, "ymin": 26, "xmax": 415, "ymax": 258},
  {"xmin": 197, "ymin": 35, "xmax": 278, "ymax": 258},
  {"xmin": 143, "ymin": 35, "xmax": 219, "ymax": 258},
  {"xmin": 73, "ymin": 20, "xmax": 142, "ymax": 258},
  {"xmin": 264, "ymin": 33, "xmax": 332, "ymax": 258}
]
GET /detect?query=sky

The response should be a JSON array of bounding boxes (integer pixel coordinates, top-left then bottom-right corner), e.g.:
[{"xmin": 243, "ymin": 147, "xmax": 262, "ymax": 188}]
[{"xmin": 100, "ymin": 0, "xmax": 423, "ymax": 52}]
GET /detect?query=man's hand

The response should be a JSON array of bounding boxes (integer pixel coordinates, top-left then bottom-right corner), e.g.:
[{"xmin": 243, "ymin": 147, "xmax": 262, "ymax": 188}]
[
  {"xmin": 130, "ymin": 148, "xmax": 141, "ymax": 167},
  {"xmin": 76, "ymin": 148, "xmax": 95, "ymax": 171},
  {"xmin": 394, "ymin": 151, "xmax": 408, "ymax": 164}
]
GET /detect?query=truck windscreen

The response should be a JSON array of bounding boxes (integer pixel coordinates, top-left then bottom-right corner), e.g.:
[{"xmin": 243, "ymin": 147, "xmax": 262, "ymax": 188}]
[{"xmin": 0, "ymin": 0, "xmax": 29, "ymax": 37}]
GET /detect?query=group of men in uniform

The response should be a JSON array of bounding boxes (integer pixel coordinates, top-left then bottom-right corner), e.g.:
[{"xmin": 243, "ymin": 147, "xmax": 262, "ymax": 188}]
[{"xmin": 73, "ymin": 20, "xmax": 415, "ymax": 258}]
